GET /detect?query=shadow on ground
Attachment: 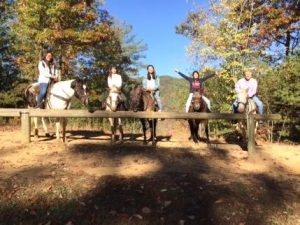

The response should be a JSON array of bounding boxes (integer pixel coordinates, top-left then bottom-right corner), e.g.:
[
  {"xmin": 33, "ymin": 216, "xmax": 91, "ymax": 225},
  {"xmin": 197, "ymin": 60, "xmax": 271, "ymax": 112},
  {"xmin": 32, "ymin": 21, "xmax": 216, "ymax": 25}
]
[{"xmin": 0, "ymin": 136, "xmax": 299, "ymax": 225}]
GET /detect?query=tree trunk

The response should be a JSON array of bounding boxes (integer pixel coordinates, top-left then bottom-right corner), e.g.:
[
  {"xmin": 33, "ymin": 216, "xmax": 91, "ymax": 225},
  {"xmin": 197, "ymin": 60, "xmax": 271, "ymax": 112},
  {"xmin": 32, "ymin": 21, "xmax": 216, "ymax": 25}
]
[{"xmin": 285, "ymin": 30, "xmax": 291, "ymax": 56}]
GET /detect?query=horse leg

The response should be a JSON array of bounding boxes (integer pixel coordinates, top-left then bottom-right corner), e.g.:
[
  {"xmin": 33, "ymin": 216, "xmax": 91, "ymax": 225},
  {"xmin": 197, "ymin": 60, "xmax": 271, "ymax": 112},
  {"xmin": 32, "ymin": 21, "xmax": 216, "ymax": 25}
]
[
  {"xmin": 110, "ymin": 126, "xmax": 115, "ymax": 143},
  {"xmin": 62, "ymin": 118, "xmax": 67, "ymax": 142},
  {"xmin": 196, "ymin": 121, "xmax": 201, "ymax": 141},
  {"xmin": 109, "ymin": 118, "xmax": 115, "ymax": 144},
  {"xmin": 188, "ymin": 119, "xmax": 198, "ymax": 143},
  {"xmin": 204, "ymin": 121, "xmax": 210, "ymax": 143},
  {"xmin": 55, "ymin": 120, "xmax": 60, "ymax": 140},
  {"xmin": 33, "ymin": 117, "xmax": 39, "ymax": 138},
  {"xmin": 154, "ymin": 119, "xmax": 157, "ymax": 140},
  {"xmin": 41, "ymin": 117, "xmax": 50, "ymax": 137},
  {"xmin": 119, "ymin": 125, "xmax": 124, "ymax": 143},
  {"xmin": 149, "ymin": 119, "xmax": 156, "ymax": 144},
  {"xmin": 141, "ymin": 119, "xmax": 147, "ymax": 144}
]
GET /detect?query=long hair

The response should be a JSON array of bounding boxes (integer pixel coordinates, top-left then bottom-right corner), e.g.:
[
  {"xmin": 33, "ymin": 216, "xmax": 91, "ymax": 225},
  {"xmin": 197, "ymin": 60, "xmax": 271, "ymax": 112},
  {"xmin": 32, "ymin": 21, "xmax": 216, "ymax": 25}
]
[
  {"xmin": 108, "ymin": 66, "xmax": 117, "ymax": 78},
  {"xmin": 192, "ymin": 70, "xmax": 200, "ymax": 81},
  {"xmin": 42, "ymin": 51, "xmax": 54, "ymax": 67},
  {"xmin": 147, "ymin": 65, "xmax": 156, "ymax": 80}
]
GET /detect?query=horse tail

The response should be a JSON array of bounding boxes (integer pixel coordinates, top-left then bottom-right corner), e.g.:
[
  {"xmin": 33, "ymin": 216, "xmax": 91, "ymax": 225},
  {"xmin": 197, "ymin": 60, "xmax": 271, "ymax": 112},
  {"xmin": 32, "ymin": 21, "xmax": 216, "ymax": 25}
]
[{"xmin": 25, "ymin": 83, "xmax": 38, "ymax": 107}]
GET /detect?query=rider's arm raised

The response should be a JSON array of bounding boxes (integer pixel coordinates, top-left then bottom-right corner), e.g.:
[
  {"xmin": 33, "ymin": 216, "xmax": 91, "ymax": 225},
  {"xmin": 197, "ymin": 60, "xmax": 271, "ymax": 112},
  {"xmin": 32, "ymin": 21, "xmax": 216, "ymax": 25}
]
[
  {"xmin": 200, "ymin": 73, "xmax": 215, "ymax": 83},
  {"xmin": 174, "ymin": 70, "xmax": 191, "ymax": 81}
]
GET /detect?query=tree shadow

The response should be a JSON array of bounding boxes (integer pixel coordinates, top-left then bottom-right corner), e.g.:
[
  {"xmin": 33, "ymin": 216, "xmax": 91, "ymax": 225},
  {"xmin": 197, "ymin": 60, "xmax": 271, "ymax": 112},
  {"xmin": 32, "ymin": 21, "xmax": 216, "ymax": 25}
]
[
  {"xmin": 0, "ymin": 142, "xmax": 299, "ymax": 225},
  {"xmin": 223, "ymin": 130, "xmax": 248, "ymax": 151}
]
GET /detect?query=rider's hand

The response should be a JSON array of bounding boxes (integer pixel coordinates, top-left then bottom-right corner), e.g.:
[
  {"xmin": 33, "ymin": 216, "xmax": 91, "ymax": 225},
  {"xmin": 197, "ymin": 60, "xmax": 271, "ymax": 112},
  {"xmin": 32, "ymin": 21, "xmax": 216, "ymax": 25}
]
[{"xmin": 50, "ymin": 75, "xmax": 57, "ymax": 81}]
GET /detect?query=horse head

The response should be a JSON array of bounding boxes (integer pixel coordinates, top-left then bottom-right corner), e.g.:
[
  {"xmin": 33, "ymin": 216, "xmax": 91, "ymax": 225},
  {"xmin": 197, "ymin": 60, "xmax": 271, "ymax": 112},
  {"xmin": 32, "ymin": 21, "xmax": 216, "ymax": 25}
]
[
  {"xmin": 130, "ymin": 84, "xmax": 143, "ymax": 112},
  {"xmin": 71, "ymin": 78, "xmax": 88, "ymax": 106},
  {"xmin": 190, "ymin": 91, "xmax": 203, "ymax": 112},
  {"xmin": 236, "ymin": 89, "xmax": 248, "ymax": 113},
  {"xmin": 106, "ymin": 90, "xmax": 121, "ymax": 112}
]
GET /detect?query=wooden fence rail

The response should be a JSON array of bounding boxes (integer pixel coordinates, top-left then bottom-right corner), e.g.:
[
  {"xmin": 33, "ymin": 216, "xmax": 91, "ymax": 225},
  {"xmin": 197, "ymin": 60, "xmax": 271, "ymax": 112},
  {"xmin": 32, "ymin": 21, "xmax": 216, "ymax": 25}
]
[{"xmin": 0, "ymin": 108, "xmax": 282, "ymax": 155}]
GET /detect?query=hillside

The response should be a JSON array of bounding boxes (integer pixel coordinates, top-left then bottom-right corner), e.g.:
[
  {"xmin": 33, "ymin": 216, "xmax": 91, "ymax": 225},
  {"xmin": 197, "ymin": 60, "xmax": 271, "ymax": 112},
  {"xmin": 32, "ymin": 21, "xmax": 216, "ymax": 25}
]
[{"xmin": 133, "ymin": 76, "xmax": 189, "ymax": 111}]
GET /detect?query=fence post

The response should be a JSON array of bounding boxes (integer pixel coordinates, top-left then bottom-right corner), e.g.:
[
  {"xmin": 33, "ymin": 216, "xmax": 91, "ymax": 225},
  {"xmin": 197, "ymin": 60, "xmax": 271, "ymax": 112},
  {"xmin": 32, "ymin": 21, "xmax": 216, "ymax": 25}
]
[
  {"xmin": 21, "ymin": 111, "xmax": 31, "ymax": 143},
  {"xmin": 247, "ymin": 114, "xmax": 255, "ymax": 155}
]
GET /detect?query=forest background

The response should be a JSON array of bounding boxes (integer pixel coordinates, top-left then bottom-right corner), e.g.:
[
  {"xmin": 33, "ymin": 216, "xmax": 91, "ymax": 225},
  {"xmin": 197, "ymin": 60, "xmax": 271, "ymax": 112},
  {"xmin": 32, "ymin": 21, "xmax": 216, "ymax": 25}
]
[{"xmin": 0, "ymin": 0, "xmax": 299, "ymax": 142}]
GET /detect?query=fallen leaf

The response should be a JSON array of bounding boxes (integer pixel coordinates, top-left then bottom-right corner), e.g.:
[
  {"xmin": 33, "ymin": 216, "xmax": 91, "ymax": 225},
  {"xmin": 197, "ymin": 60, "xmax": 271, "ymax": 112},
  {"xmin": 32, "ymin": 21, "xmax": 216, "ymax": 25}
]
[
  {"xmin": 164, "ymin": 201, "xmax": 172, "ymax": 207},
  {"xmin": 188, "ymin": 215, "xmax": 195, "ymax": 220},
  {"xmin": 215, "ymin": 198, "xmax": 224, "ymax": 204},
  {"xmin": 134, "ymin": 214, "xmax": 143, "ymax": 220},
  {"xmin": 142, "ymin": 207, "xmax": 151, "ymax": 214}
]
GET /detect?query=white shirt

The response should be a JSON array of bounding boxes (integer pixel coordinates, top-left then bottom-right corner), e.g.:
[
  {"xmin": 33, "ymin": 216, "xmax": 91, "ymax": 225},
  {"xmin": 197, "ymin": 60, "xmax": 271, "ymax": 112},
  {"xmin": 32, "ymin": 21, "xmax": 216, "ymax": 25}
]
[
  {"xmin": 38, "ymin": 60, "xmax": 56, "ymax": 83},
  {"xmin": 147, "ymin": 78, "xmax": 156, "ymax": 90},
  {"xmin": 107, "ymin": 73, "xmax": 122, "ymax": 90}
]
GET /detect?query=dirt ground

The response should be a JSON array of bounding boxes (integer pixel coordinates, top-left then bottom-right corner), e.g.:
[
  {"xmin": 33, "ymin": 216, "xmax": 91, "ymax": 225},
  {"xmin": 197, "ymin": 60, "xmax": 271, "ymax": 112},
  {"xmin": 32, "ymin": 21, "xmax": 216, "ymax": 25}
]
[{"xmin": 0, "ymin": 120, "xmax": 299, "ymax": 225}]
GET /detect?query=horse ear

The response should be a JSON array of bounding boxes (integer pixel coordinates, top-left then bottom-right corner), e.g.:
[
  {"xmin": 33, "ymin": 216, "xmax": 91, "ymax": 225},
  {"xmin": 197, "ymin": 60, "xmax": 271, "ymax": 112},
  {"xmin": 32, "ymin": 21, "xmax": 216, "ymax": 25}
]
[{"xmin": 71, "ymin": 80, "xmax": 76, "ymax": 89}]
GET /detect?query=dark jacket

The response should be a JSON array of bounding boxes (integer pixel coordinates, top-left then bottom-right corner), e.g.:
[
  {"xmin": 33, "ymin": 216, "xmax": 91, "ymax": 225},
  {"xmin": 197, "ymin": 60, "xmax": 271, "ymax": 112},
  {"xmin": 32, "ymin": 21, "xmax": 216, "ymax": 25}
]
[{"xmin": 177, "ymin": 72, "xmax": 215, "ymax": 93}]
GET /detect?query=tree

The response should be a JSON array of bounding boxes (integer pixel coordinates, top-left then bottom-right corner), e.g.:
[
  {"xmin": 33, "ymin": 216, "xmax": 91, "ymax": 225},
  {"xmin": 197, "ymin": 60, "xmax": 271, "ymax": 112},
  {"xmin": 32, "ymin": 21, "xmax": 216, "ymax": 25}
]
[
  {"xmin": 235, "ymin": 0, "xmax": 300, "ymax": 57},
  {"xmin": 11, "ymin": 0, "xmax": 114, "ymax": 80},
  {"xmin": 0, "ymin": 0, "xmax": 18, "ymax": 91},
  {"xmin": 176, "ymin": 0, "xmax": 300, "ymax": 112},
  {"xmin": 176, "ymin": 0, "xmax": 266, "ymax": 106}
]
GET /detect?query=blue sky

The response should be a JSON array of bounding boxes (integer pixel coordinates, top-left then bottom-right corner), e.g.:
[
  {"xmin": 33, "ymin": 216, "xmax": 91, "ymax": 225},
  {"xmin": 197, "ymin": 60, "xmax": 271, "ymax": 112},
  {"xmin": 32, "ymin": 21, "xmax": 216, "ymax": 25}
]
[{"xmin": 103, "ymin": 0, "xmax": 207, "ymax": 77}]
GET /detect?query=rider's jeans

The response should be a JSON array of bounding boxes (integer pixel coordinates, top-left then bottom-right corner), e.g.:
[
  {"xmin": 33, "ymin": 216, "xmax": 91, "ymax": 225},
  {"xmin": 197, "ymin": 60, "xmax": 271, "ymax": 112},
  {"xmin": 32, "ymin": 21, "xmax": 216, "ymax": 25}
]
[
  {"xmin": 37, "ymin": 82, "xmax": 48, "ymax": 107},
  {"xmin": 155, "ymin": 90, "xmax": 162, "ymax": 111},
  {"xmin": 252, "ymin": 96, "xmax": 263, "ymax": 114}
]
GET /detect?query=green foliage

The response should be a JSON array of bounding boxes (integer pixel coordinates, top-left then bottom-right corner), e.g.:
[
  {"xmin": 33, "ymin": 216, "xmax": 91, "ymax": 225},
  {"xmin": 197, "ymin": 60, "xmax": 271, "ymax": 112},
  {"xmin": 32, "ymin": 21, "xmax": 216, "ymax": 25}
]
[
  {"xmin": 160, "ymin": 76, "xmax": 189, "ymax": 111},
  {"xmin": 0, "ymin": 0, "xmax": 19, "ymax": 92}
]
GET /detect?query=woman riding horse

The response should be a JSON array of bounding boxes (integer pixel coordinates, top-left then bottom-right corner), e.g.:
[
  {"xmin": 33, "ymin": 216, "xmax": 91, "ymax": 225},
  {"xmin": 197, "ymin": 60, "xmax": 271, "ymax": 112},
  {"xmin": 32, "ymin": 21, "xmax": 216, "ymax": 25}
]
[
  {"xmin": 106, "ymin": 66, "xmax": 126, "ymax": 143},
  {"xmin": 130, "ymin": 84, "xmax": 158, "ymax": 144},
  {"xmin": 25, "ymin": 78, "xmax": 88, "ymax": 141}
]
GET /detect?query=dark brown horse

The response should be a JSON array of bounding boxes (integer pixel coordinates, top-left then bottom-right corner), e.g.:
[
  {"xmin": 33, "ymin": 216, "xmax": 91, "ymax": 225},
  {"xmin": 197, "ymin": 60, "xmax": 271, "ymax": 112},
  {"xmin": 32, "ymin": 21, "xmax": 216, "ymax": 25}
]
[
  {"xmin": 130, "ymin": 84, "xmax": 157, "ymax": 144},
  {"xmin": 188, "ymin": 91, "xmax": 210, "ymax": 143}
]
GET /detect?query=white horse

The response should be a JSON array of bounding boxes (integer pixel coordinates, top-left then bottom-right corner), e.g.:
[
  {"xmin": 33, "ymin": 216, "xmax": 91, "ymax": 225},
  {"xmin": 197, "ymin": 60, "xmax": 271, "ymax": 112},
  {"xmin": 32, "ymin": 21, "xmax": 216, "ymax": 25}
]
[
  {"xmin": 105, "ymin": 89, "xmax": 124, "ymax": 143},
  {"xmin": 235, "ymin": 89, "xmax": 258, "ymax": 143},
  {"xmin": 25, "ymin": 78, "xmax": 88, "ymax": 141}
]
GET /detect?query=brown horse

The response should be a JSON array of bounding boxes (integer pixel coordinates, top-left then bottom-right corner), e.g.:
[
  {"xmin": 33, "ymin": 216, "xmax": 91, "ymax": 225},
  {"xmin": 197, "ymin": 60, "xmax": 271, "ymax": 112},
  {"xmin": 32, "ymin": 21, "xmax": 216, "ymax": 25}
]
[
  {"xmin": 130, "ymin": 84, "xmax": 157, "ymax": 144},
  {"xmin": 188, "ymin": 91, "xmax": 210, "ymax": 143}
]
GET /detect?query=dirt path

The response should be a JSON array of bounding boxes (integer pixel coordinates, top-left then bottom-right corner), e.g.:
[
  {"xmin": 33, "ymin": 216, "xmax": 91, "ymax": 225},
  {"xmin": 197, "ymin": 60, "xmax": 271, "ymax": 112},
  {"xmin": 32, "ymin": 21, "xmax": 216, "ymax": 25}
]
[{"xmin": 0, "ymin": 122, "xmax": 299, "ymax": 225}]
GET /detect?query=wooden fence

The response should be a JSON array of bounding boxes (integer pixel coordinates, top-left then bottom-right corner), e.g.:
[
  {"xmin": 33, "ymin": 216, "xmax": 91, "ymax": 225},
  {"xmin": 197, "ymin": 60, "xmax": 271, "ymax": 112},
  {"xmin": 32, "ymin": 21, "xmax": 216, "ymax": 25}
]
[{"xmin": 0, "ymin": 108, "xmax": 281, "ymax": 155}]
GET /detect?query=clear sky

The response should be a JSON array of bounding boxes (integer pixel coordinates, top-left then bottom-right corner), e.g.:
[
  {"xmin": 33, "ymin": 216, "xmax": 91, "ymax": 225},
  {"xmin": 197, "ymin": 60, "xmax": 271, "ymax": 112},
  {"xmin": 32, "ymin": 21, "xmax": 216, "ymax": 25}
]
[{"xmin": 103, "ymin": 0, "xmax": 207, "ymax": 77}]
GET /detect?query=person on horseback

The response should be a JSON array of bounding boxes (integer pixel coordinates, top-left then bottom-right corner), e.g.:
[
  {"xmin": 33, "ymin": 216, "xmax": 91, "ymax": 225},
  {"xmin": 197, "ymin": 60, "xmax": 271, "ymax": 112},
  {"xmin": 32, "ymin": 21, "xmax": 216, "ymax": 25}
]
[
  {"xmin": 142, "ymin": 65, "xmax": 163, "ymax": 112},
  {"xmin": 232, "ymin": 70, "xmax": 263, "ymax": 115},
  {"xmin": 36, "ymin": 50, "xmax": 59, "ymax": 108},
  {"xmin": 107, "ymin": 66, "xmax": 127, "ymax": 110},
  {"xmin": 174, "ymin": 69, "xmax": 215, "ymax": 112}
]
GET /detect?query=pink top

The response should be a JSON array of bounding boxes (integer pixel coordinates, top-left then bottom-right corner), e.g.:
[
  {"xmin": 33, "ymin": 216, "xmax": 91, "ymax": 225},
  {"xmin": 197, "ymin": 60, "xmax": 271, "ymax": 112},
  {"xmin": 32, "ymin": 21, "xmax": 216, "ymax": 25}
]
[{"xmin": 235, "ymin": 78, "xmax": 258, "ymax": 97}]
